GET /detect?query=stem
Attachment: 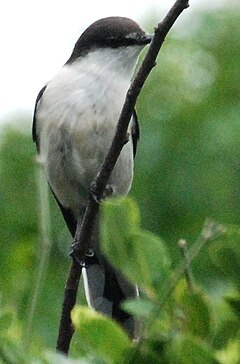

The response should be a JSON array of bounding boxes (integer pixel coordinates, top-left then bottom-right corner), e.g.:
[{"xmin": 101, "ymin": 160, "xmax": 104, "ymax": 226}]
[
  {"xmin": 159, "ymin": 219, "xmax": 225, "ymax": 306},
  {"xmin": 178, "ymin": 239, "xmax": 194, "ymax": 291}
]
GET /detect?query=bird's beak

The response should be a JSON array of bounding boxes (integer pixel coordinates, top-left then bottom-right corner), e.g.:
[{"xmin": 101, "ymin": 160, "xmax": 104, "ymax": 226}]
[{"xmin": 140, "ymin": 33, "xmax": 153, "ymax": 45}]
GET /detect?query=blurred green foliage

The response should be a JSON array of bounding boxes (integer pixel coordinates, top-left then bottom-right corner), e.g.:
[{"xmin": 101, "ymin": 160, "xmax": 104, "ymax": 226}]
[
  {"xmin": 0, "ymin": 5, "xmax": 240, "ymax": 363},
  {"xmin": 135, "ymin": 6, "xmax": 240, "ymax": 278}
]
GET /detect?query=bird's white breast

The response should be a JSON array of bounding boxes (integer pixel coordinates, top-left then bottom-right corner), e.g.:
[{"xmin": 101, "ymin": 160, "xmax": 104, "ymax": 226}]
[{"xmin": 36, "ymin": 49, "xmax": 135, "ymax": 217}]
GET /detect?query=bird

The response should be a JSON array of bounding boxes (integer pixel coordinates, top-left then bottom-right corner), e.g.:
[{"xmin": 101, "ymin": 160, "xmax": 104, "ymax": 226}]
[{"xmin": 32, "ymin": 16, "xmax": 152, "ymax": 338}]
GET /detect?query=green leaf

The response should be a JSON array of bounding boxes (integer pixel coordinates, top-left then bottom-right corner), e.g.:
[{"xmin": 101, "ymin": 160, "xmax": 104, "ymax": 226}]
[
  {"xmin": 212, "ymin": 318, "xmax": 240, "ymax": 350},
  {"xmin": 208, "ymin": 226, "xmax": 240, "ymax": 287},
  {"xmin": 124, "ymin": 231, "xmax": 171, "ymax": 297},
  {"xmin": 122, "ymin": 298, "xmax": 156, "ymax": 317},
  {"xmin": 178, "ymin": 290, "xmax": 211, "ymax": 339},
  {"xmin": 100, "ymin": 197, "xmax": 140, "ymax": 273},
  {"xmin": 166, "ymin": 334, "xmax": 219, "ymax": 364},
  {"xmin": 127, "ymin": 339, "xmax": 166, "ymax": 364},
  {"xmin": 0, "ymin": 338, "xmax": 30, "ymax": 364},
  {"xmin": 71, "ymin": 306, "xmax": 131, "ymax": 363},
  {"xmin": 215, "ymin": 336, "xmax": 240, "ymax": 364},
  {"xmin": 0, "ymin": 311, "xmax": 13, "ymax": 333},
  {"xmin": 100, "ymin": 197, "xmax": 171, "ymax": 297},
  {"xmin": 225, "ymin": 296, "xmax": 240, "ymax": 317},
  {"xmin": 101, "ymin": 196, "xmax": 140, "ymax": 240}
]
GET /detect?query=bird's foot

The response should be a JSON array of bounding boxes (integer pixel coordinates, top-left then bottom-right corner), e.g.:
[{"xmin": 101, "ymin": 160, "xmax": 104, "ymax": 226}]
[
  {"xmin": 70, "ymin": 239, "xmax": 95, "ymax": 266},
  {"xmin": 90, "ymin": 181, "xmax": 100, "ymax": 204},
  {"xmin": 103, "ymin": 184, "xmax": 114, "ymax": 199},
  {"xmin": 90, "ymin": 181, "xmax": 114, "ymax": 203},
  {"xmin": 69, "ymin": 239, "xmax": 85, "ymax": 266}
]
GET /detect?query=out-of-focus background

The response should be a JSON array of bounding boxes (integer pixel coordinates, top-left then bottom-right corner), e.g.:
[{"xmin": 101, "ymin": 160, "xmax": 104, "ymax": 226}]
[{"xmin": 0, "ymin": 0, "xmax": 240, "ymax": 351}]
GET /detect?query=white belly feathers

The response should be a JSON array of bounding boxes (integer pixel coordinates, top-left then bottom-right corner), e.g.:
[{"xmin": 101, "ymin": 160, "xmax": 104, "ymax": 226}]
[{"xmin": 36, "ymin": 59, "xmax": 134, "ymax": 218}]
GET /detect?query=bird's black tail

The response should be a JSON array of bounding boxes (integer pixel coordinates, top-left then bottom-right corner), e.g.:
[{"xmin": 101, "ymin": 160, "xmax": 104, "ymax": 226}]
[
  {"xmin": 55, "ymin": 202, "xmax": 138, "ymax": 337},
  {"xmin": 82, "ymin": 253, "xmax": 139, "ymax": 338}
]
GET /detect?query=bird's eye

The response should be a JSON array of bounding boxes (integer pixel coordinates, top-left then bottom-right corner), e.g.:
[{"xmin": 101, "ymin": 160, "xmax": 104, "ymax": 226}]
[
  {"xmin": 105, "ymin": 35, "xmax": 138, "ymax": 48},
  {"xmin": 105, "ymin": 37, "xmax": 120, "ymax": 48}
]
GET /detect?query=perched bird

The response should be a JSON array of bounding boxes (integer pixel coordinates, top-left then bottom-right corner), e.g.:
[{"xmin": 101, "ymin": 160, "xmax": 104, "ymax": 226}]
[{"xmin": 32, "ymin": 16, "xmax": 152, "ymax": 338}]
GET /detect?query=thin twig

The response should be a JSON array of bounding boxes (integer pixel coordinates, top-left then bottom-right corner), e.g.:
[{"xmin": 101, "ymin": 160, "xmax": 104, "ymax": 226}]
[
  {"xmin": 159, "ymin": 219, "xmax": 225, "ymax": 306},
  {"xmin": 128, "ymin": 219, "xmax": 225, "ymax": 363},
  {"xmin": 56, "ymin": 261, "xmax": 82, "ymax": 353},
  {"xmin": 178, "ymin": 239, "xmax": 194, "ymax": 291},
  {"xmin": 56, "ymin": 0, "xmax": 190, "ymax": 355}
]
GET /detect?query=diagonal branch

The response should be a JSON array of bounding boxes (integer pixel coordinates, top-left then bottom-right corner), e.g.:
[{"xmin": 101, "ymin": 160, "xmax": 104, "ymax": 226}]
[{"xmin": 56, "ymin": 0, "xmax": 189, "ymax": 355}]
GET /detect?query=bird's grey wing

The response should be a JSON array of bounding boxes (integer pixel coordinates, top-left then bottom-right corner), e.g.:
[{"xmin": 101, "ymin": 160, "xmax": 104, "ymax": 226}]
[
  {"xmin": 32, "ymin": 85, "xmax": 47, "ymax": 152},
  {"xmin": 32, "ymin": 84, "xmax": 78, "ymax": 237},
  {"xmin": 51, "ymin": 188, "xmax": 78, "ymax": 237},
  {"xmin": 131, "ymin": 109, "xmax": 140, "ymax": 158}
]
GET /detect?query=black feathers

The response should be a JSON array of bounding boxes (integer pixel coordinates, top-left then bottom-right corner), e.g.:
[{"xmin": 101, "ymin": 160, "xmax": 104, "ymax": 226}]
[{"xmin": 32, "ymin": 85, "xmax": 47, "ymax": 152}]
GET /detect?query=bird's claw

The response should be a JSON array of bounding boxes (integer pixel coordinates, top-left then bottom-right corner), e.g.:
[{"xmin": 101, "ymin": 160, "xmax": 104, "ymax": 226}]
[
  {"xmin": 69, "ymin": 240, "xmax": 86, "ymax": 266},
  {"xmin": 103, "ymin": 184, "xmax": 114, "ymax": 198},
  {"xmin": 70, "ymin": 240, "xmax": 95, "ymax": 266},
  {"xmin": 90, "ymin": 181, "xmax": 114, "ymax": 202},
  {"xmin": 90, "ymin": 181, "xmax": 100, "ymax": 204}
]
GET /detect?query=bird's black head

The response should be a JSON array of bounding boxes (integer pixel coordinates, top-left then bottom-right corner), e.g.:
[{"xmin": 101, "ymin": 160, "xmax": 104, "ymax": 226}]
[{"xmin": 67, "ymin": 17, "xmax": 152, "ymax": 63}]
